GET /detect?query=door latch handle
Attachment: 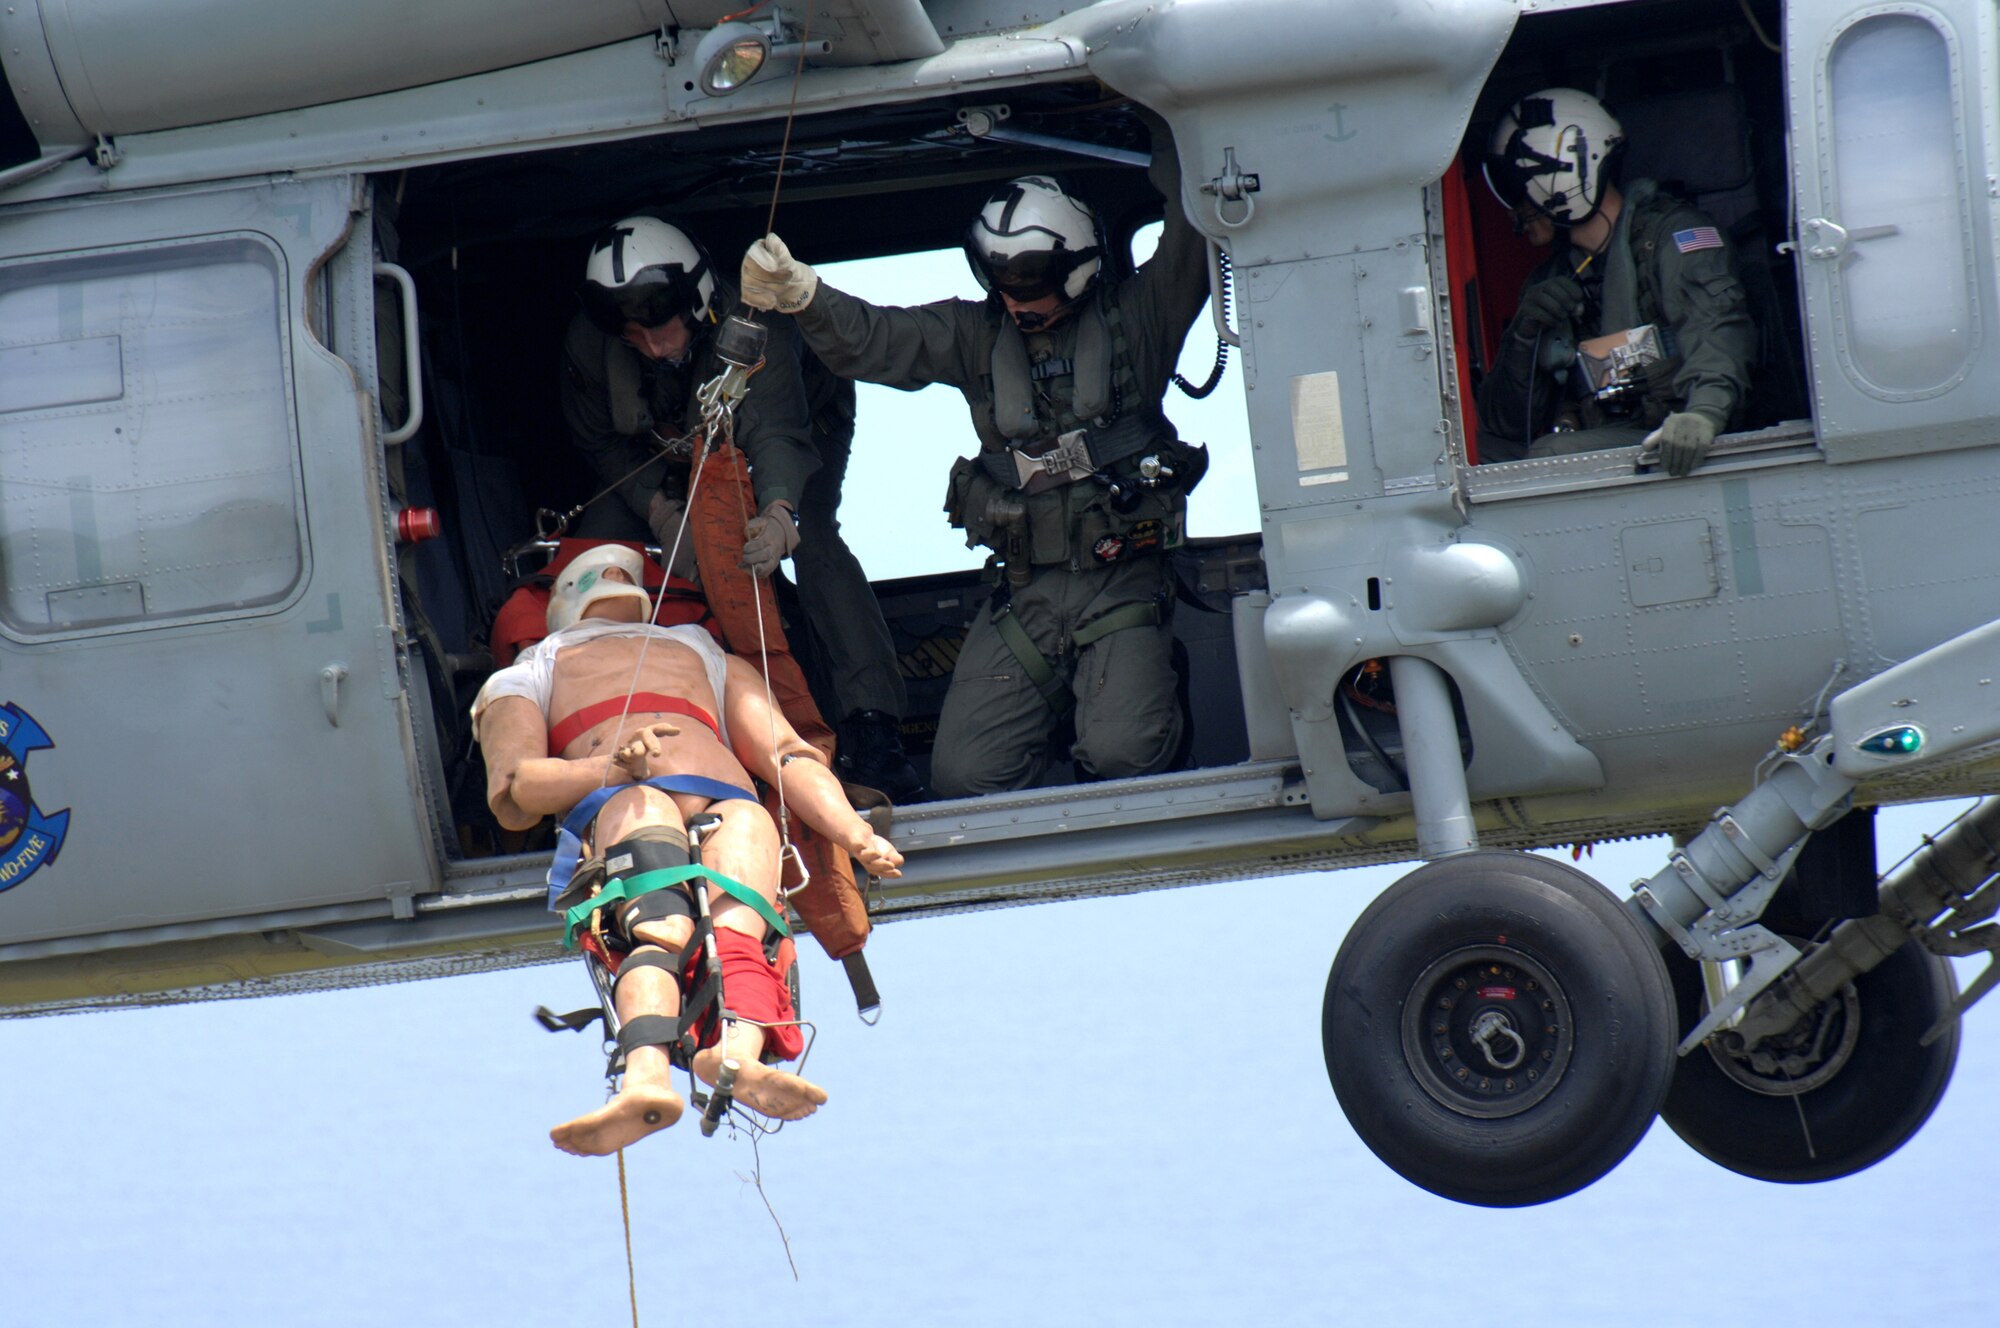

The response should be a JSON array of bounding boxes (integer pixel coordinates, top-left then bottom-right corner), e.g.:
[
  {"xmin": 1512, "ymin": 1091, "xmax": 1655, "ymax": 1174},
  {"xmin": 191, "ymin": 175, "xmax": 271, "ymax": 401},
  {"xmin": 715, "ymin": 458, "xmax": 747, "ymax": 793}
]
[{"xmin": 320, "ymin": 663, "xmax": 348, "ymax": 727}]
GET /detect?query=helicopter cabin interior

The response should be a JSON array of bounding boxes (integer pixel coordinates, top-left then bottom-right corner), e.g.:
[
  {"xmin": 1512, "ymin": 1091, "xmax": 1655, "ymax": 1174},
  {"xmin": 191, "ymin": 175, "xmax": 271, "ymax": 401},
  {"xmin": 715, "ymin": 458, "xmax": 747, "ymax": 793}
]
[{"xmin": 377, "ymin": 0, "xmax": 1818, "ymax": 866}]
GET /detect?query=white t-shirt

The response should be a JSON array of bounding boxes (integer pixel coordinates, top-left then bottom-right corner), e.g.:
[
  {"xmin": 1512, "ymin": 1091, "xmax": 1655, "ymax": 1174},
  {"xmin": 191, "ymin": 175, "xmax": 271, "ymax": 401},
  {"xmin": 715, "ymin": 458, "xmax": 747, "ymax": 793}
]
[{"xmin": 470, "ymin": 620, "xmax": 731, "ymax": 746}]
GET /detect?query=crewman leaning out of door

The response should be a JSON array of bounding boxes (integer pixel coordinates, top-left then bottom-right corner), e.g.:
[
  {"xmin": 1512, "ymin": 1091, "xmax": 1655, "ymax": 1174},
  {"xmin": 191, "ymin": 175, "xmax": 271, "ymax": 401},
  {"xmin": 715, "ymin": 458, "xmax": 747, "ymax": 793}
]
[
  {"xmin": 473, "ymin": 546, "xmax": 903, "ymax": 1155},
  {"xmin": 737, "ymin": 114, "xmax": 1210, "ymax": 797},
  {"xmin": 1475, "ymin": 88, "xmax": 1755, "ymax": 474},
  {"xmin": 561, "ymin": 217, "xmax": 923, "ymax": 801}
]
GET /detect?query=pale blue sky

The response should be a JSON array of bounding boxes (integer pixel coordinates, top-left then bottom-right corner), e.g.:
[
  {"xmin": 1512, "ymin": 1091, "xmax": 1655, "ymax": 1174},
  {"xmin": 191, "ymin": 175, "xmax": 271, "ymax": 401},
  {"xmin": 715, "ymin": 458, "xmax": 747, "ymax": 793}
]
[{"xmin": 2, "ymin": 812, "xmax": 1992, "ymax": 1327}]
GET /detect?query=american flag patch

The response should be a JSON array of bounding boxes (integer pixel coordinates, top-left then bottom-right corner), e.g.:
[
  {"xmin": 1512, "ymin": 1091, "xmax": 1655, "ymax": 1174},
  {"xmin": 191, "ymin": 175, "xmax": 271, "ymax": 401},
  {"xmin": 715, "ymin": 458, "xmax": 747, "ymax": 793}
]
[{"xmin": 1674, "ymin": 226, "xmax": 1723, "ymax": 253}]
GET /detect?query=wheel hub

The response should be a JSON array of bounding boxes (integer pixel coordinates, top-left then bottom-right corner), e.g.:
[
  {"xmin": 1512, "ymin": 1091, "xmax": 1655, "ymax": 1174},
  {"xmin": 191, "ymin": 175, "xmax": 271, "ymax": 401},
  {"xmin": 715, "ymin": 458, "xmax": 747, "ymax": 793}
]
[
  {"xmin": 1709, "ymin": 981, "xmax": 1862, "ymax": 1096},
  {"xmin": 1400, "ymin": 945, "xmax": 1574, "ymax": 1119}
]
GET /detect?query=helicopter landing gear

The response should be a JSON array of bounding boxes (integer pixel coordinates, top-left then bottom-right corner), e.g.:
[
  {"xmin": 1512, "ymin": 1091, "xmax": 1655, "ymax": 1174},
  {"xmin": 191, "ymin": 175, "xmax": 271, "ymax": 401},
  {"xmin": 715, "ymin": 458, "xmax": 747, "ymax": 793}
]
[
  {"xmin": 1322, "ymin": 850, "xmax": 1677, "ymax": 1207},
  {"xmin": 1661, "ymin": 933, "xmax": 1959, "ymax": 1183}
]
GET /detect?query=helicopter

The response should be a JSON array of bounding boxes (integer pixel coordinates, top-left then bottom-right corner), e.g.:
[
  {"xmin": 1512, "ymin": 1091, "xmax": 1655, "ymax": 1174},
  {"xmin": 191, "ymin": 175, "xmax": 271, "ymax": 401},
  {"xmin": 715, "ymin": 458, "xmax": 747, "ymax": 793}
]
[{"xmin": 0, "ymin": 0, "xmax": 1994, "ymax": 1207}]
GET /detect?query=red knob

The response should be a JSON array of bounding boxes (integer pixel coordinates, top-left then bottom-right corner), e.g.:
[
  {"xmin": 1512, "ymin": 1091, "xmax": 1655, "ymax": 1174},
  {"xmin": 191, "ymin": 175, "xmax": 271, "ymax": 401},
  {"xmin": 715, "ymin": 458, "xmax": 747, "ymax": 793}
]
[{"xmin": 396, "ymin": 507, "xmax": 441, "ymax": 543}]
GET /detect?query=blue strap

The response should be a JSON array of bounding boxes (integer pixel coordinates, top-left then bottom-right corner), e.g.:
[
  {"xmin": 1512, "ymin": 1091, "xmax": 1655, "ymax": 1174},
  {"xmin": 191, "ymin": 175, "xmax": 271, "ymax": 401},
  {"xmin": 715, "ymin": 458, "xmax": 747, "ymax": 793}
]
[{"xmin": 546, "ymin": 775, "xmax": 757, "ymax": 910}]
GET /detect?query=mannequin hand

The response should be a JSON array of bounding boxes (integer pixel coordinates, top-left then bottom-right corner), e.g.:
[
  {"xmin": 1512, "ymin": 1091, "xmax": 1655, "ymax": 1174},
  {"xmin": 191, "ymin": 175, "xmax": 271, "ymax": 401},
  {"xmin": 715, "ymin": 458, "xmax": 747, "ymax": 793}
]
[
  {"xmin": 849, "ymin": 831, "xmax": 904, "ymax": 878},
  {"xmin": 613, "ymin": 722, "xmax": 682, "ymax": 780}
]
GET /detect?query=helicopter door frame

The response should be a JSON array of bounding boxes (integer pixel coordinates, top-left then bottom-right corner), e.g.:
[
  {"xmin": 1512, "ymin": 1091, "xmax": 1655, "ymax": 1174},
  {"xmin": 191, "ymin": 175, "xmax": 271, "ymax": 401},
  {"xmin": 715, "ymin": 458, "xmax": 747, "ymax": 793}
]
[
  {"xmin": 1787, "ymin": 0, "xmax": 2000, "ymax": 463},
  {"xmin": 0, "ymin": 172, "xmax": 441, "ymax": 957}
]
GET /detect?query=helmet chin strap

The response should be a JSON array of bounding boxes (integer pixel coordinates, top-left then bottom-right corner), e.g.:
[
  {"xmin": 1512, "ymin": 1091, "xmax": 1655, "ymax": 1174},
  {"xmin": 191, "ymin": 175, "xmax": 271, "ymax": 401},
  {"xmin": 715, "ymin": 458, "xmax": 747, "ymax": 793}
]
[{"xmin": 1009, "ymin": 296, "xmax": 1081, "ymax": 333}]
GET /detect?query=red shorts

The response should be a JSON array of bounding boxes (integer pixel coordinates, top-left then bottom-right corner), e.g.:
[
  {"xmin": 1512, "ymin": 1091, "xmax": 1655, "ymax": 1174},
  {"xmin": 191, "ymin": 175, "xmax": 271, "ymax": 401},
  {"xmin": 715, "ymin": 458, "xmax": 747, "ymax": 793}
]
[{"xmin": 683, "ymin": 927, "xmax": 805, "ymax": 1062}]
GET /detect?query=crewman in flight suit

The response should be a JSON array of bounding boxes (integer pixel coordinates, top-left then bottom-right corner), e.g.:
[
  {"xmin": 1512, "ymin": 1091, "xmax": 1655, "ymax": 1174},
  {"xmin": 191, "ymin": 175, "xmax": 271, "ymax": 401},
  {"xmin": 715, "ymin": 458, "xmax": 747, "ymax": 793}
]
[
  {"xmin": 561, "ymin": 217, "xmax": 922, "ymax": 800},
  {"xmin": 737, "ymin": 117, "xmax": 1209, "ymax": 798},
  {"xmin": 1475, "ymin": 88, "xmax": 1756, "ymax": 474}
]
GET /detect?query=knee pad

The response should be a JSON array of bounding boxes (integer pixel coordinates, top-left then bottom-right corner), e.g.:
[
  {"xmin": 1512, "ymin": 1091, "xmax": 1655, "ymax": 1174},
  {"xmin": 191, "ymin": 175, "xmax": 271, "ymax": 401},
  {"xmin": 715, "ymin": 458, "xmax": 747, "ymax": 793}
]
[{"xmin": 602, "ymin": 826, "xmax": 694, "ymax": 948}]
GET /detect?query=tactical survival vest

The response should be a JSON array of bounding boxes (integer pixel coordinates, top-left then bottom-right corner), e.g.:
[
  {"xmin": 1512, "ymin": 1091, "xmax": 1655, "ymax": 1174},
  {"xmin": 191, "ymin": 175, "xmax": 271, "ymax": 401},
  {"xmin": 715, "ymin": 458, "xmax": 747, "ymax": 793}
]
[{"xmin": 947, "ymin": 285, "xmax": 1206, "ymax": 573}]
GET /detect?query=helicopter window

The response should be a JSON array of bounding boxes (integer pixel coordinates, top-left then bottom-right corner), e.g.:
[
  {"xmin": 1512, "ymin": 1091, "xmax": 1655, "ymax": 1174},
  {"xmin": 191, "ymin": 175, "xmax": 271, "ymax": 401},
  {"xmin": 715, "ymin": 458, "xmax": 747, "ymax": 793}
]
[
  {"xmin": 1451, "ymin": 0, "xmax": 1816, "ymax": 471},
  {"xmin": 1823, "ymin": 14, "xmax": 1974, "ymax": 397},
  {"xmin": 0, "ymin": 237, "xmax": 302, "ymax": 636}
]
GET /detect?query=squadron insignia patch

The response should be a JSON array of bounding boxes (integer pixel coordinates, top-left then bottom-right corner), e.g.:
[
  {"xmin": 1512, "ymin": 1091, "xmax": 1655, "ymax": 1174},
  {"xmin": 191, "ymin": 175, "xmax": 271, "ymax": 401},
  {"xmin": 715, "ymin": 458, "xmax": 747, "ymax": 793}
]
[{"xmin": 0, "ymin": 704, "xmax": 70, "ymax": 895}]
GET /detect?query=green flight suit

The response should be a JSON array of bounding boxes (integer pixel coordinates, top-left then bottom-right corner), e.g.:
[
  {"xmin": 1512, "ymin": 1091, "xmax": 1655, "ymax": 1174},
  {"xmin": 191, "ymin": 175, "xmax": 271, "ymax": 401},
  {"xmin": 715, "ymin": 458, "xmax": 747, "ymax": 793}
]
[
  {"xmin": 789, "ymin": 142, "xmax": 1211, "ymax": 796},
  {"xmin": 559, "ymin": 289, "xmax": 905, "ymax": 720},
  {"xmin": 1476, "ymin": 179, "xmax": 1755, "ymax": 463}
]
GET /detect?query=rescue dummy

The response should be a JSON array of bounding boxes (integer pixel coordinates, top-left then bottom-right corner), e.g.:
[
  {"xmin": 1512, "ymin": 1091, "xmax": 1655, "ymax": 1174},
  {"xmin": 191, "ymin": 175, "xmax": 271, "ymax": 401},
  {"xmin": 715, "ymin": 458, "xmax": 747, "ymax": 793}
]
[{"xmin": 472, "ymin": 546, "xmax": 903, "ymax": 1154}]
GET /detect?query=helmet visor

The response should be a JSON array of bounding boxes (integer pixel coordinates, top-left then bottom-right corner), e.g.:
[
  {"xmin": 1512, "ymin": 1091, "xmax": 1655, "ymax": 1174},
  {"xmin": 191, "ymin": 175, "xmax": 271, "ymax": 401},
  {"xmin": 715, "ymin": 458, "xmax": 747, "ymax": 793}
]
[
  {"xmin": 580, "ymin": 261, "xmax": 708, "ymax": 334},
  {"xmin": 972, "ymin": 246, "xmax": 1075, "ymax": 301}
]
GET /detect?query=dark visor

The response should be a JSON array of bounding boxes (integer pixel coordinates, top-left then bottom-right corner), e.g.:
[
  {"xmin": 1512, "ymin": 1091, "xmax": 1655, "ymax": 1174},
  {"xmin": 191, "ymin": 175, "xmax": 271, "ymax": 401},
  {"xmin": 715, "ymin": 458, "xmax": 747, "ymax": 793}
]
[
  {"xmin": 579, "ymin": 261, "xmax": 708, "ymax": 334},
  {"xmin": 963, "ymin": 234, "xmax": 1098, "ymax": 302}
]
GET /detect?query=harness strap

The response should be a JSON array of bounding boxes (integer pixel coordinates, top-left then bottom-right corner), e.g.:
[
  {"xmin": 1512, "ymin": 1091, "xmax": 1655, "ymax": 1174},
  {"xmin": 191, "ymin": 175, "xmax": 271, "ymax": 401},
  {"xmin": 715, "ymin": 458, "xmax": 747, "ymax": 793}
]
[
  {"xmin": 548, "ymin": 775, "xmax": 757, "ymax": 908},
  {"xmin": 615, "ymin": 915, "xmax": 721, "ymax": 1069},
  {"xmin": 992, "ymin": 603, "xmax": 1071, "ymax": 714},
  {"xmin": 564, "ymin": 863, "xmax": 792, "ymax": 949},
  {"xmin": 615, "ymin": 1013, "xmax": 687, "ymax": 1058},
  {"xmin": 1071, "ymin": 598, "xmax": 1162, "ymax": 649},
  {"xmin": 990, "ymin": 597, "xmax": 1165, "ymax": 715},
  {"xmin": 612, "ymin": 947, "xmax": 685, "ymax": 989},
  {"xmin": 547, "ymin": 693, "xmax": 721, "ymax": 754}
]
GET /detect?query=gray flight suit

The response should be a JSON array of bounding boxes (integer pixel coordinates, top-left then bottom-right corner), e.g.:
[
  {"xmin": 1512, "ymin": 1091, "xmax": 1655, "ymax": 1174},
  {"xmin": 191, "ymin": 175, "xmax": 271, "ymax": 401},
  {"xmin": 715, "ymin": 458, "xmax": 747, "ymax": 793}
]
[
  {"xmin": 788, "ymin": 140, "xmax": 1210, "ymax": 797},
  {"xmin": 559, "ymin": 288, "xmax": 906, "ymax": 721},
  {"xmin": 1476, "ymin": 179, "xmax": 1755, "ymax": 463}
]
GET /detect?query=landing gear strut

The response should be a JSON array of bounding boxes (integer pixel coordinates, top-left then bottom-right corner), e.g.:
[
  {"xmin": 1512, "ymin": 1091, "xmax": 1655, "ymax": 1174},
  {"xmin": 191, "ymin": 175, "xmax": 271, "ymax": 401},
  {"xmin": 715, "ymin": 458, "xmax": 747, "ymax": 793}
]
[
  {"xmin": 1322, "ymin": 850, "xmax": 1677, "ymax": 1207},
  {"xmin": 1662, "ymin": 921, "xmax": 1961, "ymax": 1183}
]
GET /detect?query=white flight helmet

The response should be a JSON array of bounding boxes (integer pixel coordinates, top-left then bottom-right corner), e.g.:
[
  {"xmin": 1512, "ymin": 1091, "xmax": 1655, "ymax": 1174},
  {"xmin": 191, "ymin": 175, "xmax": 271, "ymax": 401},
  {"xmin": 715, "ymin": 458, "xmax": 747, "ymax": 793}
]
[
  {"xmin": 1484, "ymin": 89, "xmax": 1627, "ymax": 226},
  {"xmin": 963, "ymin": 176, "xmax": 1104, "ymax": 304},
  {"xmin": 545, "ymin": 545, "xmax": 653, "ymax": 633},
  {"xmin": 579, "ymin": 216, "xmax": 718, "ymax": 334}
]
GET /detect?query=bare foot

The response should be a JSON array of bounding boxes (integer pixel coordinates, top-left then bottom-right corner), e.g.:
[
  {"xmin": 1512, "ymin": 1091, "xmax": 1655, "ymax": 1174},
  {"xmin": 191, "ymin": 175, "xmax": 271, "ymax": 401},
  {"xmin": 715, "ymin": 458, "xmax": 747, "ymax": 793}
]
[
  {"xmin": 730, "ymin": 1061, "xmax": 828, "ymax": 1121},
  {"xmin": 550, "ymin": 1082, "xmax": 685, "ymax": 1156}
]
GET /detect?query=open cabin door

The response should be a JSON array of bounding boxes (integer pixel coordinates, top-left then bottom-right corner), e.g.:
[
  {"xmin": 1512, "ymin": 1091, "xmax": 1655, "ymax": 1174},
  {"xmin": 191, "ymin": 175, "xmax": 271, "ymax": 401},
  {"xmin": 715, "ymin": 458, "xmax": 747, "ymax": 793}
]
[
  {"xmin": 1787, "ymin": 0, "xmax": 2000, "ymax": 461},
  {"xmin": 0, "ymin": 174, "xmax": 438, "ymax": 961}
]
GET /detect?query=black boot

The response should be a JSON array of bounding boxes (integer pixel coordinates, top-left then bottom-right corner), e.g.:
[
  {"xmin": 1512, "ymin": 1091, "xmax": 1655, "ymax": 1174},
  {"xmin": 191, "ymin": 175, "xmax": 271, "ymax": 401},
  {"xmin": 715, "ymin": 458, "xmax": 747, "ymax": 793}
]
[{"xmin": 836, "ymin": 709, "xmax": 928, "ymax": 804}]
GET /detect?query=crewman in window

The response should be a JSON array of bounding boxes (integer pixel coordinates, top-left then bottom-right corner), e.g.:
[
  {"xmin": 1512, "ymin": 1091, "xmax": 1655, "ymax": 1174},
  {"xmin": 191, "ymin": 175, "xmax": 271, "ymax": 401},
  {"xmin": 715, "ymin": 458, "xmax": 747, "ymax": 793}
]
[
  {"xmin": 561, "ymin": 217, "xmax": 922, "ymax": 800},
  {"xmin": 1476, "ymin": 89, "xmax": 1755, "ymax": 475}
]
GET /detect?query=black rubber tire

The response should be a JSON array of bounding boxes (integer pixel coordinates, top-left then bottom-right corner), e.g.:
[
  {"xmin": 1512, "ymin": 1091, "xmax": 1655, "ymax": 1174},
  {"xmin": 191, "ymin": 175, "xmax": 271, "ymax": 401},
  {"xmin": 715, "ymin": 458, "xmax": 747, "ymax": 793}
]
[
  {"xmin": 1322, "ymin": 850, "xmax": 1677, "ymax": 1208},
  {"xmin": 1661, "ymin": 932, "xmax": 1959, "ymax": 1183}
]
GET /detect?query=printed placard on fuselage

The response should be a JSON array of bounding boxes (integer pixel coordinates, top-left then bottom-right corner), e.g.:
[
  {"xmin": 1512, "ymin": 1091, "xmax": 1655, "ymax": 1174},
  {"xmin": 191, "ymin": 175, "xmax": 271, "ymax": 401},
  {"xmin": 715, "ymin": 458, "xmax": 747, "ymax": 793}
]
[{"xmin": 1290, "ymin": 371, "xmax": 1348, "ymax": 486}]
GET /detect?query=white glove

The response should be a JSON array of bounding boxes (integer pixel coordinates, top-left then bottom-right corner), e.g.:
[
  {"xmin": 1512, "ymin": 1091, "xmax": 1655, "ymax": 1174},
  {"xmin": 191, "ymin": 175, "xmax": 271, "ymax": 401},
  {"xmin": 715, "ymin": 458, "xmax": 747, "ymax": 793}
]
[
  {"xmin": 739, "ymin": 501, "xmax": 801, "ymax": 578},
  {"xmin": 741, "ymin": 234, "xmax": 819, "ymax": 314}
]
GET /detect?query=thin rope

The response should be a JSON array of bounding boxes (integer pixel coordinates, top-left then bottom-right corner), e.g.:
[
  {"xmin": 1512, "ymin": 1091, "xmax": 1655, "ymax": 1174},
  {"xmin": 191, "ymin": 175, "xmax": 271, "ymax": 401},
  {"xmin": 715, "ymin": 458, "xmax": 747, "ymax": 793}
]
[
  {"xmin": 551, "ymin": 433, "xmax": 694, "ymax": 538},
  {"xmin": 738, "ymin": 1126, "xmax": 801, "ymax": 1281},
  {"xmin": 617, "ymin": 1147, "xmax": 640, "ymax": 1326},
  {"xmin": 763, "ymin": 8, "xmax": 814, "ymax": 237},
  {"xmin": 591, "ymin": 436, "xmax": 715, "ymax": 793},
  {"xmin": 726, "ymin": 437, "xmax": 800, "ymax": 865}
]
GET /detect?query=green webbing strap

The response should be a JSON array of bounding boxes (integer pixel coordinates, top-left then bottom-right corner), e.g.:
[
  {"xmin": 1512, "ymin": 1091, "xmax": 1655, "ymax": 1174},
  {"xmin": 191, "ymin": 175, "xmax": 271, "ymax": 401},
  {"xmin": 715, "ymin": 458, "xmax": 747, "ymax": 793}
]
[
  {"xmin": 992, "ymin": 604, "xmax": 1072, "ymax": 714},
  {"xmin": 1103, "ymin": 293, "xmax": 1139, "ymax": 402},
  {"xmin": 991, "ymin": 598, "xmax": 1163, "ymax": 715},
  {"xmin": 563, "ymin": 865, "xmax": 790, "ymax": 949},
  {"xmin": 1071, "ymin": 598, "xmax": 1162, "ymax": 649}
]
